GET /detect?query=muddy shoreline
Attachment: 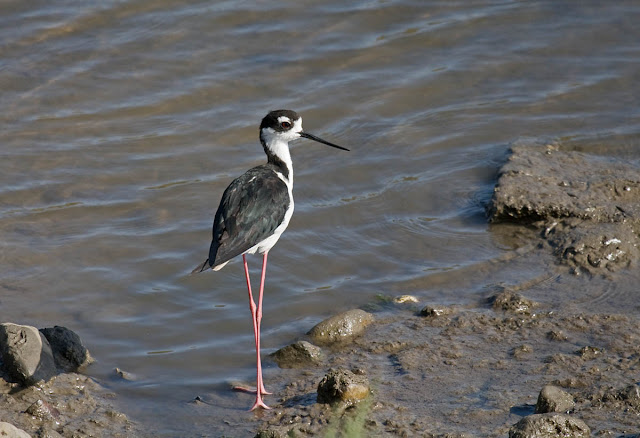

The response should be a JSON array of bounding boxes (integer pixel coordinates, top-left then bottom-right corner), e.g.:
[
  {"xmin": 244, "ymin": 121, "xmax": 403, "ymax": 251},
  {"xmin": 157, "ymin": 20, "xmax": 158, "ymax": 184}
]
[
  {"xmin": 252, "ymin": 297, "xmax": 640, "ymax": 437},
  {"xmin": 3, "ymin": 292, "xmax": 638, "ymax": 437},
  {"xmin": 2, "ymin": 142, "xmax": 640, "ymax": 437}
]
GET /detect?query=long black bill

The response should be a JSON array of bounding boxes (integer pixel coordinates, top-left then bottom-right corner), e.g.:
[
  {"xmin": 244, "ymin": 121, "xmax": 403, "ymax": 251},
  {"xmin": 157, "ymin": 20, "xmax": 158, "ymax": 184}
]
[{"xmin": 300, "ymin": 132, "xmax": 350, "ymax": 151}]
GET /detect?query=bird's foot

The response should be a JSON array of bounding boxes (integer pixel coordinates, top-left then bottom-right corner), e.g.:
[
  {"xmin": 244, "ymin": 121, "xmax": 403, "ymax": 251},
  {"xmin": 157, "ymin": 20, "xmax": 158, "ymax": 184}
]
[
  {"xmin": 233, "ymin": 384, "xmax": 272, "ymax": 395},
  {"xmin": 249, "ymin": 397, "xmax": 271, "ymax": 411}
]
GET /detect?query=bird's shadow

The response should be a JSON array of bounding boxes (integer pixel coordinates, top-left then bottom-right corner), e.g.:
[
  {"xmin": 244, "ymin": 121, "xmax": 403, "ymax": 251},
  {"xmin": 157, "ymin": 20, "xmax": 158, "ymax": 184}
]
[
  {"xmin": 509, "ymin": 403, "xmax": 535, "ymax": 417},
  {"xmin": 280, "ymin": 392, "xmax": 317, "ymax": 408}
]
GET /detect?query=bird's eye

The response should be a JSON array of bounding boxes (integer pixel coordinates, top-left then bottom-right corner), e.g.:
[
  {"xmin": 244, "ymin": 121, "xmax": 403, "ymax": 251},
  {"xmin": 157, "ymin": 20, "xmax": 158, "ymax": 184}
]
[{"xmin": 281, "ymin": 121, "xmax": 291, "ymax": 129}]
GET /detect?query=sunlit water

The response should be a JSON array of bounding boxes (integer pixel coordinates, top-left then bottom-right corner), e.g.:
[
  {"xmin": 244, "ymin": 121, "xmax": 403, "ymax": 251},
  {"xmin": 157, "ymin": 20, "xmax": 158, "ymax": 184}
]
[{"xmin": 1, "ymin": 1, "xmax": 639, "ymax": 435}]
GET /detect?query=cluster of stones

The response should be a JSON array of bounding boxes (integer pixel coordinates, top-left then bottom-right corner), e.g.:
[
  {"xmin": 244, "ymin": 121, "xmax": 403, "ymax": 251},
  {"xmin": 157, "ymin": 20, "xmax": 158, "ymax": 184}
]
[
  {"xmin": 269, "ymin": 309, "xmax": 374, "ymax": 406},
  {"xmin": 0, "ymin": 323, "xmax": 94, "ymax": 437},
  {"xmin": 509, "ymin": 385, "xmax": 589, "ymax": 437}
]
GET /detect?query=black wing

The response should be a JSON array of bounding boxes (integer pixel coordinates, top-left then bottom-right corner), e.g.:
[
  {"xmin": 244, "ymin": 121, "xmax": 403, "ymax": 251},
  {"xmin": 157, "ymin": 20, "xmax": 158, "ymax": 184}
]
[{"xmin": 208, "ymin": 165, "xmax": 290, "ymax": 268}]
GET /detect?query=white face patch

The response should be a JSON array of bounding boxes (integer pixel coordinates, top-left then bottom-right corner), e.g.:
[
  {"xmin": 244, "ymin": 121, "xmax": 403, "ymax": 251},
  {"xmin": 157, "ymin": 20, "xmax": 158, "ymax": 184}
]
[
  {"xmin": 262, "ymin": 117, "xmax": 303, "ymax": 145},
  {"xmin": 291, "ymin": 117, "xmax": 303, "ymax": 136},
  {"xmin": 276, "ymin": 116, "xmax": 303, "ymax": 138}
]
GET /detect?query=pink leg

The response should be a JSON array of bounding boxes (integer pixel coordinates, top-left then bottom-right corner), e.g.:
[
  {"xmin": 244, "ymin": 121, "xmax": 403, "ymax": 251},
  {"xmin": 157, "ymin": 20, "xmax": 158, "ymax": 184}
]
[
  {"xmin": 255, "ymin": 252, "xmax": 270, "ymax": 396},
  {"xmin": 232, "ymin": 253, "xmax": 271, "ymax": 411}
]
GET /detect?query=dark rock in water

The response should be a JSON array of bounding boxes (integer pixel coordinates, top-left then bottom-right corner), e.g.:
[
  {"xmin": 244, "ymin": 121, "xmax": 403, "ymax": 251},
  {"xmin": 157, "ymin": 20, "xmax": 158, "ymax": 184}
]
[
  {"xmin": 488, "ymin": 141, "xmax": 640, "ymax": 273},
  {"xmin": 270, "ymin": 341, "xmax": 324, "ymax": 369},
  {"xmin": 113, "ymin": 367, "xmax": 137, "ymax": 381},
  {"xmin": 317, "ymin": 368, "xmax": 370, "ymax": 406},
  {"xmin": 0, "ymin": 323, "xmax": 58, "ymax": 385},
  {"xmin": 189, "ymin": 395, "xmax": 206, "ymax": 405},
  {"xmin": 509, "ymin": 413, "xmax": 590, "ymax": 438},
  {"xmin": 535, "ymin": 385, "xmax": 575, "ymax": 414},
  {"xmin": 489, "ymin": 290, "xmax": 535, "ymax": 314},
  {"xmin": 307, "ymin": 309, "xmax": 374, "ymax": 345},
  {"xmin": 40, "ymin": 326, "xmax": 94, "ymax": 372},
  {"xmin": 0, "ymin": 422, "xmax": 30, "ymax": 438}
]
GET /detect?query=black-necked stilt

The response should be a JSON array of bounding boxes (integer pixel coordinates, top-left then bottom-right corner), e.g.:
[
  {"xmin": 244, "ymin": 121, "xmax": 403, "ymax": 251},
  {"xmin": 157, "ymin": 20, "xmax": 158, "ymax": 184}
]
[{"xmin": 193, "ymin": 109, "xmax": 349, "ymax": 411}]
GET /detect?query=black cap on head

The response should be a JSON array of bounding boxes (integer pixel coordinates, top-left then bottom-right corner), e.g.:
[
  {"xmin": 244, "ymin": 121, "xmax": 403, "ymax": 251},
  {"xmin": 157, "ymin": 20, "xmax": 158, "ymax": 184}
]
[{"xmin": 260, "ymin": 109, "xmax": 300, "ymax": 132}]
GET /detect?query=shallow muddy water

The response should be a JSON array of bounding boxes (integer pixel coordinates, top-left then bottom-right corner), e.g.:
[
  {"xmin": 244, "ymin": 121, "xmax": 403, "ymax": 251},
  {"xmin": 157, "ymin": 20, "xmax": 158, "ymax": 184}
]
[{"xmin": 1, "ymin": 1, "xmax": 640, "ymax": 436}]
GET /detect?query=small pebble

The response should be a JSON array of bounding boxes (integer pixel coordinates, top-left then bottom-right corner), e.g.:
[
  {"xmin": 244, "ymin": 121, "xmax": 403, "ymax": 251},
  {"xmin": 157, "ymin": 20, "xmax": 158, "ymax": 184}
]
[
  {"xmin": 394, "ymin": 295, "xmax": 418, "ymax": 304},
  {"xmin": 26, "ymin": 399, "xmax": 60, "ymax": 421},
  {"xmin": 420, "ymin": 305, "xmax": 452, "ymax": 318}
]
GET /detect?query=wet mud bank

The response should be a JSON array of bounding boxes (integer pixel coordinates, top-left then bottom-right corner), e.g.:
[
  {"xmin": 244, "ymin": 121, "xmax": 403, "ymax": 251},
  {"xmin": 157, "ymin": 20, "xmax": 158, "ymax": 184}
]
[
  {"xmin": 0, "ymin": 323, "xmax": 140, "ymax": 437},
  {"xmin": 249, "ymin": 296, "xmax": 640, "ymax": 437},
  {"xmin": 488, "ymin": 141, "xmax": 640, "ymax": 275}
]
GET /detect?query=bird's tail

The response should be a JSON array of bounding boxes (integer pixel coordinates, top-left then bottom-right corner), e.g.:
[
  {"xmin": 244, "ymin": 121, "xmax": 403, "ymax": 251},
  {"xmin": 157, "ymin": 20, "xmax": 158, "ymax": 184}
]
[{"xmin": 191, "ymin": 259, "xmax": 210, "ymax": 274}]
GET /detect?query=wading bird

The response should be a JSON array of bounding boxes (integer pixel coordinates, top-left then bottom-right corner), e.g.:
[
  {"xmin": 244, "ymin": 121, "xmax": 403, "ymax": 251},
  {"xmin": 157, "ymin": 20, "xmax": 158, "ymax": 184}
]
[{"xmin": 193, "ymin": 109, "xmax": 348, "ymax": 410}]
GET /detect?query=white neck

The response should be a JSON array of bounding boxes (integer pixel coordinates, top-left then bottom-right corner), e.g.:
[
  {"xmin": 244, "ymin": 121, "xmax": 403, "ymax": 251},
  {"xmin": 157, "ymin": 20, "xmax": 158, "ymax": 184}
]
[
  {"xmin": 265, "ymin": 138, "xmax": 293, "ymax": 183},
  {"xmin": 259, "ymin": 116, "xmax": 303, "ymax": 184}
]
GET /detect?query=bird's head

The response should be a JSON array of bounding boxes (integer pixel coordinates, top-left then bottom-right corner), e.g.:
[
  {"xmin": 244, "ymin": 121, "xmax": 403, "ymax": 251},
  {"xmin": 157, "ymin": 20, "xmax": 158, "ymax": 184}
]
[{"xmin": 259, "ymin": 109, "xmax": 349, "ymax": 152}]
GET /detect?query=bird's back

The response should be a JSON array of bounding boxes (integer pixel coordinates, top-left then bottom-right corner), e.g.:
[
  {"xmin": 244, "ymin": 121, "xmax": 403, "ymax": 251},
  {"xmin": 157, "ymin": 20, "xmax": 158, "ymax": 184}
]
[{"xmin": 202, "ymin": 164, "xmax": 291, "ymax": 271}]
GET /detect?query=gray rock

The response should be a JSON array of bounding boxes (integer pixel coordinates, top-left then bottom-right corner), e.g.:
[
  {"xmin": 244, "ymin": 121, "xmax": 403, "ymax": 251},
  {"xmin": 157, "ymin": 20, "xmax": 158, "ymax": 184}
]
[
  {"xmin": 317, "ymin": 368, "xmax": 370, "ymax": 406},
  {"xmin": 535, "ymin": 385, "xmax": 575, "ymax": 414},
  {"xmin": 307, "ymin": 309, "xmax": 374, "ymax": 345},
  {"xmin": 40, "ymin": 326, "xmax": 94, "ymax": 372},
  {"xmin": 269, "ymin": 341, "xmax": 324, "ymax": 369},
  {"xmin": 0, "ymin": 322, "xmax": 57, "ymax": 385},
  {"xmin": 509, "ymin": 413, "xmax": 590, "ymax": 438},
  {"xmin": 0, "ymin": 422, "xmax": 31, "ymax": 438}
]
